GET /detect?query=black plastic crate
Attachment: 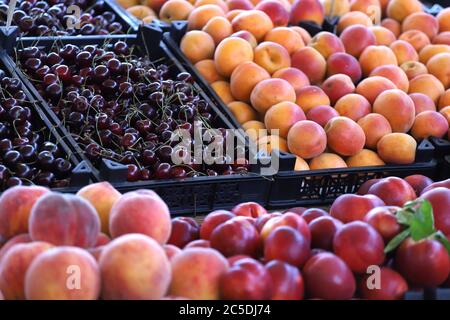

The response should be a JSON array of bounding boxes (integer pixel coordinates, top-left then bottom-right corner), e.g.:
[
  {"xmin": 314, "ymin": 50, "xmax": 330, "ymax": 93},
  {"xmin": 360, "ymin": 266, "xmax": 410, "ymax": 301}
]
[
  {"xmin": 3, "ymin": 25, "xmax": 272, "ymax": 215},
  {"xmin": 0, "ymin": 50, "xmax": 92, "ymax": 193}
]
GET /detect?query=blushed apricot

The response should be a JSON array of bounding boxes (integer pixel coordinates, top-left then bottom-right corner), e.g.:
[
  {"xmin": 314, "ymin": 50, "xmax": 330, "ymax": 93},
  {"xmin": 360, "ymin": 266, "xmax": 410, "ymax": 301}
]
[
  {"xmin": 438, "ymin": 90, "xmax": 450, "ymax": 110},
  {"xmin": 180, "ymin": 30, "xmax": 216, "ymax": 63},
  {"xmin": 325, "ymin": 117, "xmax": 366, "ymax": 156},
  {"xmin": 370, "ymin": 65, "xmax": 409, "ymax": 92},
  {"xmin": 390, "ymin": 40, "xmax": 419, "ymax": 65},
  {"xmin": 291, "ymin": 47, "xmax": 327, "ymax": 84},
  {"xmin": 377, "ymin": 133, "xmax": 417, "ymax": 164},
  {"xmin": 357, "ymin": 113, "xmax": 392, "ymax": 149},
  {"xmin": 231, "ymin": 10, "xmax": 274, "ymax": 41},
  {"xmin": 254, "ymin": 41, "xmax": 291, "ymax": 74},
  {"xmin": 399, "ymin": 30, "xmax": 430, "ymax": 52},
  {"xmin": 264, "ymin": 27, "xmax": 305, "ymax": 55},
  {"xmin": 370, "ymin": 26, "xmax": 397, "ymax": 46},
  {"xmin": 188, "ymin": 4, "xmax": 226, "ymax": 30},
  {"xmin": 211, "ymin": 81, "xmax": 234, "ymax": 104},
  {"xmin": 306, "ymin": 105, "xmax": 340, "ymax": 127},
  {"xmin": 334, "ymin": 94, "xmax": 371, "ymax": 121},
  {"xmin": 359, "ymin": 45, "xmax": 398, "ymax": 76},
  {"xmin": 295, "ymin": 86, "xmax": 331, "ymax": 113},
  {"xmin": 309, "ymin": 153, "xmax": 347, "ymax": 170},
  {"xmin": 264, "ymin": 102, "xmax": 306, "ymax": 138},
  {"xmin": 250, "ymin": 78, "xmax": 296, "ymax": 114},
  {"xmin": 386, "ymin": 0, "xmax": 423, "ymax": 22},
  {"xmin": 337, "ymin": 11, "xmax": 373, "ymax": 34},
  {"xmin": 426, "ymin": 53, "xmax": 450, "ymax": 89},
  {"xmin": 242, "ymin": 120, "xmax": 267, "ymax": 142},
  {"xmin": 294, "ymin": 157, "xmax": 310, "ymax": 171},
  {"xmin": 227, "ymin": 101, "xmax": 257, "ymax": 124},
  {"xmin": 230, "ymin": 61, "xmax": 270, "ymax": 102},
  {"xmin": 272, "ymin": 68, "xmax": 310, "ymax": 94},
  {"xmin": 321, "ymin": 74, "xmax": 356, "ymax": 105},
  {"xmin": 214, "ymin": 37, "xmax": 254, "ymax": 77},
  {"xmin": 381, "ymin": 18, "xmax": 401, "ymax": 37},
  {"xmin": 346, "ymin": 149, "xmax": 386, "ymax": 167},
  {"xmin": 202, "ymin": 16, "xmax": 233, "ymax": 45},
  {"xmin": 419, "ymin": 44, "xmax": 450, "ymax": 64},
  {"xmin": 340, "ymin": 25, "xmax": 376, "ymax": 58},
  {"xmin": 400, "ymin": 61, "xmax": 428, "ymax": 80},
  {"xmin": 356, "ymin": 76, "xmax": 397, "ymax": 104},
  {"xmin": 408, "ymin": 74, "xmax": 445, "ymax": 104},
  {"xmin": 409, "ymin": 93, "xmax": 436, "ymax": 115},
  {"xmin": 309, "ymin": 32, "xmax": 345, "ymax": 59},
  {"xmin": 287, "ymin": 120, "xmax": 327, "ymax": 159},
  {"xmin": 402, "ymin": 12, "xmax": 439, "ymax": 40},
  {"xmin": 410, "ymin": 111, "xmax": 449, "ymax": 139},
  {"xmin": 195, "ymin": 59, "xmax": 225, "ymax": 84},
  {"xmin": 437, "ymin": 7, "xmax": 450, "ymax": 32}
]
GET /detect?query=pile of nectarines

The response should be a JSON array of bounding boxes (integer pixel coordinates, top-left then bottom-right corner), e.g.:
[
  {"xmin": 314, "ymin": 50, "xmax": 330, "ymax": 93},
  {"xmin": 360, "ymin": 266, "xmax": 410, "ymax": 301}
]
[{"xmin": 168, "ymin": 0, "xmax": 450, "ymax": 170}]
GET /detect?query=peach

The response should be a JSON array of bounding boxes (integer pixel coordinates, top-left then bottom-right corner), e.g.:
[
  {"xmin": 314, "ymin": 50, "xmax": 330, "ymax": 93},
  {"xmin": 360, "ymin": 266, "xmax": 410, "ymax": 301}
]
[
  {"xmin": 255, "ymin": 0, "xmax": 289, "ymax": 26},
  {"xmin": 258, "ymin": 135, "xmax": 289, "ymax": 153},
  {"xmin": 250, "ymin": 78, "xmax": 296, "ymax": 114},
  {"xmin": 29, "ymin": 193, "xmax": 100, "ymax": 248},
  {"xmin": 185, "ymin": 239, "xmax": 211, "ymax": 248},
  {"xmin": 291, "ymin": 26, "xmax": 312, "ymax": 44},
  {"xmin": 230, "ymin": 61, "xmax": 270, "ymax": 102},
  {"xmin": 272, "ymin": 67, "xmax": 310, "ymax": 93},
  {"xmin": 309, "ymin": 32, "xmax": 345, "ymax": 59},
  {"xmin": 95, "ymin": 233, "xmax": 111, "ymax": 247},
  {"xmin": 109, "ymin": 190, "xmax": 171, "ymax": 244},
  {"xmin": 287, "ymin": 120, "xmax": 327, "ymax": 159},
  {"xmin": 334, "ymin": 94, "xmax": 371, "ymax": 121},
  {"xmin": 427, "ymin": 53, "xmax": 450, "ymax": 89},
  {"xmin": 373, "ymin": 89, "xmax": 415, "ymax": 133},
  {"xmin": 187, "ymin": 4, "xmax": 226, "ymax": 30},
  {"xmin": 418, "ymin": 45, "xmax": 450, "ymax": 64},
  {"xmin": 214, "ymin": 37, "xmax": 254, "ymax": 77},
  {"xmin": 402, "ymin": 12, "xmax": 439, "ymax": 40},
  {"xmin": 227, "ymin": 101, "xmax": 257, "ymax": 124},
  {"xmin": 370, "ymin": 26, "xmax": 396, "ymax": 46},
  {"xmin": 227, "ymin": 0, "xmax": 254, "ymax": 10},
  {"xmin": 306, "ymin": 105, "xmax": 339, "ymax": 127},
  {"xmin": 346, "ymin": 149, "xmax": 386, "ymax": 167},
  {"xmin": 325, "ymin": 117, "xmax": 366, "ymax": 156},
  {"xmin": 195, "ymin": 59, "xmax": 225, "ymax": 84},
  {"xmin": 337, "ymin": 11, "xmax": 373, "ymax": 34},
  {"xmin": 264, "ymin": 27, "xmax": 304, "ymax": 55},
  {"xmin": 370, "ymin": 65, "xmax": 409, "ymax": 92},
  {"xmin": 400, "ymin": 61, "xmax": 428, "ymax": 80},
  {"xmin": 437, "ymin": 7, "xmax": 450, "ymax": 32},
  {"xmin": 439, "ymin": 89, "xmax": 450, "ymax": 110},
  {"xmin": 309, "ymin": 153, "xmax": 347, "ymax": 170},
  {"xmin": 164, "ymin": 244, "xmax": 182, "ymax": 260},
  {"xmin": 377, "ymin": 133, "xmax": 417, "ymax": 164},
  {"xmin": 322, "ymin": 0, "xmax": 350, "ymax": 16},
  {"xmin": 390, "ymin": 40, "xmax": 419, "ymax": 65},
  {"xmin": 327, "ymin": 52, "xmax": 362, "ymax": 83},
  {"xmin": 229, "ymin": 30, "xmax": 258, "ymax": 48},
  {"xmin": 159, "ymin": 0, "xmax": 194, "ymax": 22},
  {"xmin": 260, "ymin": 212, "xmax": 311, "ymax": 243},
  {"xmin": 357, "ymin": 113, "xmax": 392, "ymax": 149},
  {"xmin": 76, "ymin": 182, "xmax": 121, "ymax": 235},
  {"xmin": 409, "ymin": 93, "xmax": 436, "ymax": 115},
  {"xmin": 254, "ymin": 41, "xmax": 291, "ymax": 74},
  {"xmin": 432, "ymin": 32, "xmax": 450, "ymax": 45},
  {"xmin": 440, "ymin": 106, "xmax": 450, "ymax": 125},
  {"xmin": 195, "ymin": 0, "xmax": 228, "ymax": 12},
  {"xmin": 180, "ymin": 30, "xmax": 215, "ymax": 64},
  {"xmin": 25, "ymin": 247, "xmax": 100, "ymax": 300},
  {"xmin": 0, "ymin": 186, "xmax": 49, "ymax": 242},
  {"xmin": 289, "ymin": 0, "xmax": 325, "ymax": 26},
  {"xmin": 202, "ymin": 16, "xmax": 233, "ymax": 45},
  {"xmin": 232, "ymin": 202, "xmax": 267, "ymax": 217},
  {"xmin": 386, "ymin": 0, "xmax": 423, "ymax": 22},
  {"xmin": 411, "ymin": 111, "xmax": 449, "ymax": 139},
  {"xmin": 0, "ymin": 242, "xmax": 53, "ymax": 300},
  {"xmin": 170, "ymin": 248, "xmax": 228, "ymax": 299},
  {"xmin": 226, "ymin": 9, "xmax": 245, "ymax": 21},
  {"xmin": 295, "ymin": 85, "xmax": 331, "ymax": 113},
  {"xmin": 295, "ymin": 156, "xmax": 310, "ymax": 170},
  {"xmin": 243, "ymin": 120, "xmax": 267, "ymax": 141},
  {"xmin": 381, "ymin": 18, "xmax": 401, "ymax": 37},
  {"xmin": 127, "ymin": 5, "xmax": 156, "ymax": 20},
  {"xmin": 291, "ymin": 47, "xmax": 327, "ymax": 84},
  {"xmin": 399, "ymin": 30, "xmax": 430, "ymax": 52},
  {"xmin": 368, "ymin": 177, "xmax": 417, "ymax": 206},
  {"xmin": 405, "ymin": 175, "xmax": 434, "ymax": 197},
  {"xmin": 265, "ymin": 101, "xmax": 306, "ymax": 138},
  {"xmin": 359, "ymin": 45, "xmax": 398, "ymax": 76},
  {"xmin": 99, "ymin": 234, "xmax": 171, "ymax": 300},
  {"xmin": 355, "ymin": 76, "xmax": 397, "ymax": 104},
  {"xmin": 231, "ymin": 10, "xmax": 274, "ymax": 41},
  {"xmin": 409, "ymin": 74, "xmax": 445, "ymax": 103},
  {"xmin": 321, "ymin": 74, "xmax": 355, "ymax": 105},
  {"xmin": 0, "ymin": 234, "xmax": 31, "ymax": 262},
  {"xmin": 330, "ymin": 194, "xmax": 386, "ymax": 223},
  {"xmin": 211, "ymin": 81, "xmax": 235, "ymax": 104},
  {"xmin": 340, "ymin": 25, "xmax": 376, "ymax": 58}
]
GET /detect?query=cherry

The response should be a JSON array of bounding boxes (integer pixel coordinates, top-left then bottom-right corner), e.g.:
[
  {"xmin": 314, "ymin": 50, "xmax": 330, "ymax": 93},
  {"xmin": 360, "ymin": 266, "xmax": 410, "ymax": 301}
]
[
  {"xmin": 121, "ymin": 133, "xmax": 138, "ymax": 148},
  {"xmin": 54, "ymin": 158, "xmax": 72, "ymax": 178},
  {"xmin": 155, "ymin": 163, "xmax": 171, "ymax": 179},
  {"xmin": 127, "ymin": 164, "xmax": 140, "ymax": 182},
  {"xmin": 6, "ymin": 177, "xmax": 22, "ymax": 188},
  {"xmin": 3, "ymin": 150, "xmax": 22, "ymax": 167},
  {"xmin": 113, "ymin": 41, "xmax": 129, "ymax": 55}
]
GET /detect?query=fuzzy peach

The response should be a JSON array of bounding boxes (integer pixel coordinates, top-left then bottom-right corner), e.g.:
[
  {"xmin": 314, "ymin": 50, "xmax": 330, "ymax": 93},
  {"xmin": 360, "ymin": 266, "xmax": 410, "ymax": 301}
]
[
  {"xmin": 327, "ymin": 52, "xmax": 362, "ymax": 83},
  {"xmin": 399, "ymin": 30, "xmax": 430, "ymax": 52},
  {"xmin": 195, "ymin": 59, "xmax": 225, "ymax": 84},
  {"xmin": 325, "ymin": 117, "xmax": 366, "ymax": 156},
  {"xmin": 409, "ymin": 93, "xmax": 437, "ymax": 115},
  {"xmin": 231, "ymin": 10, "xmax": 274, "ymax": 41},
  {"xmin": 291, "ymin": 47, "xmax": 327, "ymax": 84},
  {"xmin": 214, "ymin": 37, "xmax": 254, "ymax": 77},
  {"xmin": 370, "ymin": 65, "xmax": 409, "ymax": 92},
  {"xmin": 410, "ymin": 111, "xmax": 449, "ymax": 139},
  {"xmin": 346, "ymin": 149, "xmax": 386, "ymax": 167},
  {"xmin": 309, "ymin": 153, "xmax": 347, "ymax": 170},
  {"xmin": 400, "ymin": 61, "xmax": 428, "ymax": 80},
  {"xmin": 264, "ymin": 102, "xmax": 306, "ymax": 138},
  {"xmin": 211, "ymin": 81, "xmax": 235, "ymax": 104},
  {"xmin": 187, "ymin": 4, "xmax": 226, "ymax": 30},
  {"xmin": 287, "ymin": 120, "xmax": 327, "ymax": 159},
  {"xmin": 377, "ymin": 133, "xmax": 417, "ymax": 164},
  {"xmin": 337, "ymin": 11, "xmax": 373, "ymax": 34},
  {"xmin": 250, "ymin": 78, "xmax": 296, "ymax": 114},
  {"xmin": 355, "ymin": 76, "xmax": 397, "ymax": 104},
  {"xmin": 408, "ymin": 74, "xmax": 445, "ymax": 104},
  {"xmin": 340, "ymin": 25, "xmax": 376, "ymax": 58},
  {"xmin": 272, "ymin": 67, "xmax": 310, "ymax": 93},
  {"xmin": 359, "ymin": 45, "xmax": 398, "ymax": 76},
  {"xmin": 309, "ymin": 31, "xmax": 345, "ymax": 59},
  {"xmin": 254, "ymin": 41, "xmax": 291, "ymax": 74},
  {"xmin": 306, "ymin": 105, "xmax": 340, "ymax": 127},
  {"xmin": 390, "ymin": 40, "xmax": 419, "ymax": 65},
  {"xmin": 321, "ymin": 74, "xmax": 356, "ymax": 105},
  {"xmin": 180, "ymin": 30, "xmax": 215, "ymax": 64},
  {"xmin": 357, "ymin": 113, "xmax": 393, "ymax": 149},
  {"xmin": 264, "ymin": 27, "xmax": 304, "ymax": 55},
  {"xmin": 230, "ymin": 61, "xmax": 270, "ymax": 102},
  {"xmin": 227, "ymin": 101, "xmax": 257, "ymax": 124},
  {"xmin": 370, "ymin": 26, "xmax": 397, "ymax": 46},
  {"xmin": 295, "ymin": 85, "xmax": 331, "ymax": 113},
  {"xmin": 334, "ymin": 94, "xmax": 371, "ymax": 121}
]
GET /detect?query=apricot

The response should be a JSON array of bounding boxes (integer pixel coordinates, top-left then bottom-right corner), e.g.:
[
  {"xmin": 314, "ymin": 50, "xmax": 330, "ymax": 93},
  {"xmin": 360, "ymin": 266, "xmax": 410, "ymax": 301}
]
[
  {"xmin": 408, "ymin": 74, "xmax": 445, "ymax": 104},
  {"xmin": 306, "ymin": 105, "xmax": 339, "ymax": 127},
  {"xmin": 159, "ymin": 0, "xmax": 194, "ymax": 22},
  {"xmin": 325, "ymin": 117, "xmax": 366, "ymax": 156},
  {"xmin": 321, "ymin": 74, "xmax": 356, "ymax": 105},
  {"xmin": 386, "ymin": 0, "xmax": 423, "ymax": 22},
  {"xmin": 116, "ymin": 0, "xmax": 139, "ymax": 8},
  {"xmin": 211, "ymin": 81, "xmax": 234, "ymax": 104},
  {"xmin": 390, "ymin": 40, "xmax": 419, "ymax": 65},
  {"xmin": 227, "ymin": 101, "xmax": 257, "ymax": 124},
  {"xmin": 337, "ymin": 11, "xmax": 373, "ymax": 34},
  {"xmin": 227, "ymin": 0, "xmax": 253, "ymax": 10},
  {"xmin": 411, "ymin": 111, "xmax": 449, "ymax": 139},
  {"xmin": 370, "ymin": 65, "xmax": 409, "ymax": 92},
  {"xmin": 231, "ymin": 10, "xmax": 273, "ymax": 41},
  {"xmin": 357, "ymin": 113, "xmax": 392, "ymax": 149},
  {"xmin": 230, "ymin": 61, "xmax": 270, "ymax": 102},
  {"xmin": 402, "ymin": 12, "xmax": 439, "ymax": 40},
  {"xmin": 346, "ymin": 149, "xmax": 385, "ymax": 167},
  {"xmin": 195, "ymin": 0, "xmax": 228, "ymax": 11},
  {"xmin": 295, "ymin": 156, "xmax": 310, "ymax": 171},
  {"xmin": 340, "ymin": 25, "xmax": 376, "ymax": 58},
  {"xmin": 440, "ymin": 107, "xmax": 450, "ymax": 125},
  {"xmin": 272, "ymin": 67, "xmax": 310, "ymax": 93},
  {"xmin": 250, "ymin": 78, "xmax": 296, "ymax": 114},
  {"xmin": 409, "ymin": 93, "xmax": 436, "ymax": 115},
  {"xmin": 289, "ymin": 0, "xmax": 325, "ymax": 26},
  {"xmin": 291, "ymin": 47, "xmax": 327, "ymax": 84},
  {"xmin": 427, "ymin": 53, "xmax": 450, "ymax": 89},
  {"xmin": 195, "ymin": 59, "xmax": 224, "ymax": 84},
  {"xmin": 242, "ymin": 120, "xmax": 267, "ymax": 142},
  {"xmin": 291, "ymin": 26, "xmax": 312, "ymax": 44},
  {"xmin": 180, "ymin": 30, "xmax": 215, "ymax": 64},
  {"xmin": 437, "ymin": 7, "xmax": 450, "ymax": 32},
  {"xmin": 214, "ymin": 37, "xmax": 254, "ymax": 77},
  {"xmin": 287, "ymin": 120, "xmax": 327, "ymax": 159},
  {"xmin": 309, "ymin": 153, "xmax": 347, "ymax": 170},
  {"xmin": 258, "ymin": 135, "xmax": 289, "ymax": 153},
  {"xmin": 127, "ymin": 5, "xmax": 156, "ymax": 20},
  {"xmin": 359, "ymin": 45, "xmax": 398, "ymax": 76},
  {"xmin": 370, "ymin": 26, "xmax": 396, "ymax": 46},
  {"xmin": 381, "ymin": 18, "xmax": 401, "ymax": 37},
  {"xmin": 327, "ymin": 52, "xmax": 362, "ymax": 83},
  {"xmin": 334, "ymin": 94, "xmax": 371, "ymax": 121},
  {"xmin": 254, "ymin": 41, "xmax": 291, "ymax": 74},
  {"xmin": 264, "ymin": 27, "xmax": 304, "ymax": 55},
  {"xmin": 400, "ymin": 61, "xmax": 428, "ymax": 80},
  {"xmin": 399, "ymin": 30, "xmax": 430, "ymax": 52},
  {"xmin": 202, "ymin": 16, "xmax": 233, "ymax": 45},
  {"xmin": 226, "ymin": 9, "xmax": 244, "ymax": 21},
  {"xmin": 229, "ymin": 30, "xmax": 258, "ymax": 48},
  {"xmin": 419, "ymin": 45, "xmax": 450, "ymax": 64},
  {"xmin": 432, "ymin": 32, "xmax": 450, "ymax": 45},
  {"xmin": 350, "ymin": 0, "xmax": 380, "ymax": 16},
  {"xmin": 439, "ymin": 90, "xmax": 450, "ymax": 110},
  {"xmin": 295, "ymin": 85, "xmax": 331, "ymax": 113},
  {"xmin": 373, "ymin": 89, "xmax": 415, "ymax": 133},
  {"xmin": 377, "ymin": 133, "xmax": 417, "ymax": 164},
  {"xmin": 322, "ymin": 0, "xmax": 350, "ymax": 16},
  {"xmin": 309, "ymin": 31, "xmax": 345, "ymax": 59},
  {"xmin": 255, "ymin": 0, "xmax": 290, "ymax": 27},
  {"xmin": 355, "ymin": 76, "xmax": 397, "ymax": 104},
  {"xmin": 187, "ymin": 4, "xmax": 226, "ymax": 30},
  {"xmin": 264, "ymin": 102, "xmax": 306, "ymax": 138}
]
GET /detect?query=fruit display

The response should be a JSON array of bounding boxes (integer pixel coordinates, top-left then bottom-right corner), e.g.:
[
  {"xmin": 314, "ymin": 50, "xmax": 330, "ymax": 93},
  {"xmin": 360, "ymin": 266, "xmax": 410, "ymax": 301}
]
[
  {"xmin": 0, "ymin": 175, "xmax": 448, "ymax": 300},
  {"xmin": 162, "ymin": 0, "xmax": 450, "ymax": 171}
]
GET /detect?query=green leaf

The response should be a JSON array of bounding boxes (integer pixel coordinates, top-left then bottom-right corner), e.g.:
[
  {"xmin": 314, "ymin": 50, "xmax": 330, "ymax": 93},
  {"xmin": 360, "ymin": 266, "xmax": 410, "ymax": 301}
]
[
  {"xmin": 410, "ymin": 200, "xmax": 435, "ymax": 241},
  {"xmin": 396, "ymin": 208, "xmax": 415, "ymax": 225},
  {"xmin": 384, "ymin": 228, "xmax": 411, "ymax": 254},
  {"xmin": 435, "ymin": 231, "xmax": 450, "ymax": 255}
]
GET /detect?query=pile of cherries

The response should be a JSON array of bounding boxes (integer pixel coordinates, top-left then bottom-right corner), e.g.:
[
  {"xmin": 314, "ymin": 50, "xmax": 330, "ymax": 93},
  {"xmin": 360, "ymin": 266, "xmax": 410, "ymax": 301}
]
[
  {"xmin": 17, "ymin": 41, "xmax": 250, "ymax": 182},
  {"xmin": 0, "ymin": 68, "xmax": 73, "ymax": 190},
  {"xmin": 0, "ymin": 0, "xmax": 126, "ymax": 36}
]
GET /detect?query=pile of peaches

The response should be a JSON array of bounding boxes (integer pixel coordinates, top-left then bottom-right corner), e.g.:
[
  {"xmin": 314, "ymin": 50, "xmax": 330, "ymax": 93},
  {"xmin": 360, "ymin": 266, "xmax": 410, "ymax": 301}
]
[
  {"xmin": 0, "ymin": 174, "xmax": 449, "ymax": 300},
  {"xmin": 139, "ymin": 0, "xmax": 450, "ymax": 171}
]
